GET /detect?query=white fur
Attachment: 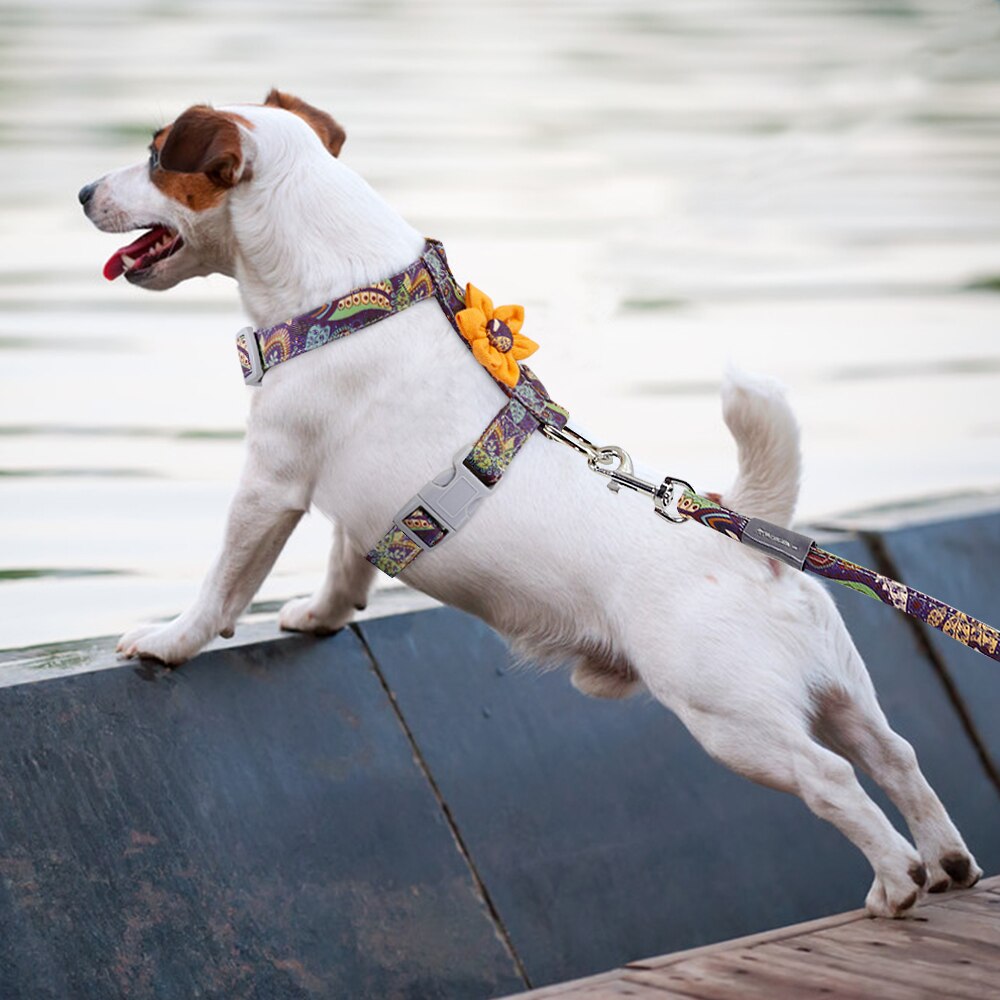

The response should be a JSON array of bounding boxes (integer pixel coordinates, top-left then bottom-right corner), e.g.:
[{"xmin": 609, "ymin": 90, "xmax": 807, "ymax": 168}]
[{"xmin": 83, "ymin": 100, "xmax": 981, "ymax": 916}]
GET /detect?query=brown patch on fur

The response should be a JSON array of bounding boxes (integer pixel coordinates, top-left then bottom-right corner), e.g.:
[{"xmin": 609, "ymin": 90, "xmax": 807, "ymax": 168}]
[
  {"xmin": 156, "ymin": 106, "xmax": 251, "ymax": 203},
  {"xmin": 571, "ymin": 645, "xmax": 641, "ymax": 700},
  {"xmin": 150, "ymin": 127, "xmax": 224, "ymax": 211},
  {"xmin": 908, "ymin": 861, "xmax": 928, "ymax": 888},
  {"xmin": 928, "ymin": 879, "xmax": 950, "ymax": 894},
  {"xmin": 264, "ymin": 89, "xmax": 346, "ymax": 157},
  {"xmin": 894, "ymin": 890, "xmax": 918, "ymax": 915},
  {"xmin": 940, "ymin": 852, "xmax": 973, "ymax": 886}
]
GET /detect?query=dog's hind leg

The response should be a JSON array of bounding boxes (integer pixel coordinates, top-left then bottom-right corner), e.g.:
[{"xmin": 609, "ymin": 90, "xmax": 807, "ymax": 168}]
[
  {"xmin": 280, "ymin": 521, "xmax": 377, "ymax": 635},
  {"xmin": 811, "ymin": 675, "xmax": 982, "ymax": 895},
  {"xmin": 664, "ymin": 690, "xmax": 928, "ymax": 917}
]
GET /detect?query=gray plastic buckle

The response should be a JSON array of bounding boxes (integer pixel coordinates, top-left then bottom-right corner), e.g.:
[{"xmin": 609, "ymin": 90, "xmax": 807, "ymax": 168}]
[
  {"xmin": 742, "ymin": 518, "xmax": 815, "ymax": 570},
  {"xmin": 393, "ymin": 447, "xmax": 494, "ymax": 552},
  {"xmin": 239, "ymin": 326, "xmax": 265, "ymax": 386}
]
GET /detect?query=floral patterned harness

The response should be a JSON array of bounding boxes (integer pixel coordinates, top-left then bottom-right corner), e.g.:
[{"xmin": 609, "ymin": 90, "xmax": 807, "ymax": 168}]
[
  {"xmin": 237, "ymin": 241, "xmax": 1000, "ymax": 665},
  {"xmin": 238, "ymin": 240, "xmax": 569, "ymax": 579}
]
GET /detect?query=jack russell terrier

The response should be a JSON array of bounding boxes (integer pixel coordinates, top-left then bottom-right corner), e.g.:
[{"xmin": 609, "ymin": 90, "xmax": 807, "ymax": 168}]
[{"xmin": 79, "ymin": 89, "xmax": 981, "ymax": 918}]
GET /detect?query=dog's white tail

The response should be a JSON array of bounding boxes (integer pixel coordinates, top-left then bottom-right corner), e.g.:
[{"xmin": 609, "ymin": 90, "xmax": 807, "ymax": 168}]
[{"xmin": 722, "ymin": 371, "xmax": 801, "ymax": 528}]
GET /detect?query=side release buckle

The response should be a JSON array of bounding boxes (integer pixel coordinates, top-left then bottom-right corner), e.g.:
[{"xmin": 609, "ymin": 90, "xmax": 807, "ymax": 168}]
[{"xmin": 393, "ymin": 447, "xmax": 494, "ymax": 552}]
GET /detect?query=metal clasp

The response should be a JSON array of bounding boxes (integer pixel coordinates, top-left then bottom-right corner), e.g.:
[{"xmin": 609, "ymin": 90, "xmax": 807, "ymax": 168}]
[
  {"xmin": 542, "ymin": 423, "xmax": 694, "ymax": 527},
  {"xmin": 539, "ymin": 423, "xmax": 600, "ymax": 460},
  {"xmin": 588, "ymin": 446, "xmax": 655, "ymax": 497}
]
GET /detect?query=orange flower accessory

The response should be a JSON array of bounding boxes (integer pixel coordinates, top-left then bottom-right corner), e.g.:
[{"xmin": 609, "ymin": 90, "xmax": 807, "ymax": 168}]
[{"xmin": 455, "ymin": 284, "xmax": 538, "ymax": 388}]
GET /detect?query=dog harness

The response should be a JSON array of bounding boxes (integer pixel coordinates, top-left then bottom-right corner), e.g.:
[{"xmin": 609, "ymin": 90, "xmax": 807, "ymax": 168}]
[
  {"xmin": 237, "ymin": 240, "xmax": 569, "ymax": 578},
  {"xmin": 236, "ymin": 241, "xmax": 1000, "ymax": 665}
]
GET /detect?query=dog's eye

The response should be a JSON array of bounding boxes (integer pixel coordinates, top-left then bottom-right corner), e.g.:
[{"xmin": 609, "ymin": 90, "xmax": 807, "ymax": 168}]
[{"xmin": 148, "ymin": 147, "xmax": 160, "ymax": 171}]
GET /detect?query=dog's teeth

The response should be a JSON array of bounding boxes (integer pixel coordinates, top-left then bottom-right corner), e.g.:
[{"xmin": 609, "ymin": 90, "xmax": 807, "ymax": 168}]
[{"xmin": 121, "ymin": 254, "xmax": 135, "ymax": 269}]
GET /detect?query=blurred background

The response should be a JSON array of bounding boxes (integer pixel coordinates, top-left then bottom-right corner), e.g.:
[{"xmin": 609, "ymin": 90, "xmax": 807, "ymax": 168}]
[{"xmin": 1, "ymin": 0, "xmax": 999, "ymax": 649}]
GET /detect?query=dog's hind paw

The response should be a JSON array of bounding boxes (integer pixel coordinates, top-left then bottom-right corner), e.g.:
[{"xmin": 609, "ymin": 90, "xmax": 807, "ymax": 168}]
[
  {"xmin": 278, "ymin": 596, "xmax": 354, "ymax": 636},
  {"xmin": 925, "ymin": 849, "xmax": 983, "ymax": 894}
]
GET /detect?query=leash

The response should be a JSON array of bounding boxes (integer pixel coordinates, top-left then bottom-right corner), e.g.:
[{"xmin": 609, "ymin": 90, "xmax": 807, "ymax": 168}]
[
  {"xmin": 236, "ymin": 241, "xmax": 1000, "ymax": 666},
  {"xmin": 540, "ymin": 423, "xmax": 1000, "ymax": 665}
]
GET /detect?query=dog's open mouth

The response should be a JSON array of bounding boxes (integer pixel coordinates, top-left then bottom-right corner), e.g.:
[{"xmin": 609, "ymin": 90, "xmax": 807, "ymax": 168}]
[{"xmin": 103, "ymin": 225, "xmax": 184, "ymax": 282}]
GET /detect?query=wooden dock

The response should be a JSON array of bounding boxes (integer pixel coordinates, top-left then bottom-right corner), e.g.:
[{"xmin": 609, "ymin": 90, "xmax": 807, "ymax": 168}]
[{"xmin": 506, "ymin": 875, "xmax": 1000, "ymax": 999}]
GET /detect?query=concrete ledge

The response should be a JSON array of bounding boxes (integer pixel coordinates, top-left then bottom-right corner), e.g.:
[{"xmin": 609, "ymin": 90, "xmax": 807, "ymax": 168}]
[{"xmin": 1, "ymin": 494, "xmax": 998, "ymax": 997}]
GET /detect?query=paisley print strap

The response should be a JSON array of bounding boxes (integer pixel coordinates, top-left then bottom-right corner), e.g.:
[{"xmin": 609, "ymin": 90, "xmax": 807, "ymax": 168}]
[
  {"xmin": 238, "ymin": 254, "xmax": 438, "ymax": 382},
  {"xmin": 366, "ymin": 398, "xmax": 540, "ymax": 578}
]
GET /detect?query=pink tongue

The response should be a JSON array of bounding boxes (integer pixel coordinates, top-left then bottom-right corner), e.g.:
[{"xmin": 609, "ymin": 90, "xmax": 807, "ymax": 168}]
[{"xmin": 103, "ymin": 226, "xmax": 172, "ymax": 281}]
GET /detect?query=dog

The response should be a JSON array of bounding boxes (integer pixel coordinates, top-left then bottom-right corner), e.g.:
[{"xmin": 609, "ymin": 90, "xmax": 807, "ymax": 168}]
[{"xmin": 80, "ymin": 89, "xmax": 982, "ymax": 917}]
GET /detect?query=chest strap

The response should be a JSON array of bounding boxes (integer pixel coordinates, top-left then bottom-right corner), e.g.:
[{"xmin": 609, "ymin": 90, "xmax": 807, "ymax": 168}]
[{"xmin": 366, "ymin": 396, "xmax": 540, "ymax": 577}]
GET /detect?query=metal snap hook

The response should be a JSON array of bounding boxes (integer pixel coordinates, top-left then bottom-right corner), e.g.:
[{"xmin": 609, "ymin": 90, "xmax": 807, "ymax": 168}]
[{"xmin": 589, "ymin": 446, "xmax": 634, "ymax": 493}]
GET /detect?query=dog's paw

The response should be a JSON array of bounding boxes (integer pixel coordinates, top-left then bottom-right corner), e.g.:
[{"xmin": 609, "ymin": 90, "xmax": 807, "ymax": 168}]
[
  {"xmin": 925, "ymin": 849, "xmax": 983, "ymax": 894},
  {"xmin": 278, "ymin": 596, "xmax": 355, "ymax": 636},
  {"xmin": 116, "ymin": 619, "xmax": 207, "ymax": 665},
  {"xmin": 865, "ymin": 860, "xmax": 927, "ymax": 918}
]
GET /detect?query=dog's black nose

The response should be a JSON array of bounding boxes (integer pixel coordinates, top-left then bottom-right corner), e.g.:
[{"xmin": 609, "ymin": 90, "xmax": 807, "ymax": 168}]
[{"xmin": 78, "ymin": 182, "xmax": 98, "ymax": 206}]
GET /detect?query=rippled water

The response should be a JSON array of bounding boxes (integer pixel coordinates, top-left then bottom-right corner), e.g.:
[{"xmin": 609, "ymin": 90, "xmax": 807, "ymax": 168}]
[{"xmin": 2, "ymin": 0, "xmax": 999, "ymax": 649}]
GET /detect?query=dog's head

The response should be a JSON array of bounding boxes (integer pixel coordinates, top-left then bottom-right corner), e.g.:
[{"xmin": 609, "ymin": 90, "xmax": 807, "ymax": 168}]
[{"xmin": 79, "ymin": 90, "xmax": 346, "ymax": 290}]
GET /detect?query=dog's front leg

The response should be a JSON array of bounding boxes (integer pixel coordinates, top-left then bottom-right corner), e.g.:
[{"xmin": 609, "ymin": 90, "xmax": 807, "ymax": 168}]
[
  {"xmin": 279, "ymin": 521, "xmax": 376, "ymax": 635},
  {"xmin": 118, "ymin": 476, "xmax": 306, "ymax": 665}
]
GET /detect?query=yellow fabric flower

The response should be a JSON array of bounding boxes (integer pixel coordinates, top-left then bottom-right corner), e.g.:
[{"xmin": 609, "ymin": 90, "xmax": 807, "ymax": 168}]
[{"xmin": 455, "ymin": 283, "xmax": 538, "ymax": 388}]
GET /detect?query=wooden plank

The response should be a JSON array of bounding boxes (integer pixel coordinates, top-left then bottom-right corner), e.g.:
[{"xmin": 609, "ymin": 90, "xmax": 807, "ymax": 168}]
[
  {"xmin": 923, "ymin": 890, "xmax": 1000, "ymax": 920},
  {"xmin": 768, "ymin": 937, "xmax": 988, "ymax": 1000},
  {"xmin": 628, "ymin": 908, "xmax": 865, "ymax": 971},
  {"xmin": 914, "ymin": 899, "xmax": 1000, "ymax": 947},
  {"xmin": 508, "ymin": 876, "xmax": 1000, "ymax": 998},
  {"xmin": 574, "ymin": 983, "xmax": 688, "ymax": 998},
  {"xmin": 801, "ymin": 921, "xmax": 1000, "ymax": 997},
  {"xmin": 624, "ymin": 946, "xmax": 916, "ymax": 1000}
]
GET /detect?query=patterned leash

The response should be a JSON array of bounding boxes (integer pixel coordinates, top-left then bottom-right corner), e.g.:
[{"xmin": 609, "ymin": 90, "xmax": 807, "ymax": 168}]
[{"xmin": 541, "ymin": 425, "xmax": 1000, "ymax": 665}]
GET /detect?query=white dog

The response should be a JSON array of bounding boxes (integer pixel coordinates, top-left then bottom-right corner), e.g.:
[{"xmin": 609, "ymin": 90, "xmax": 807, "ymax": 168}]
[{"xmin": 80, "ymin": 90, "xmax": 981, "ymax": 917}]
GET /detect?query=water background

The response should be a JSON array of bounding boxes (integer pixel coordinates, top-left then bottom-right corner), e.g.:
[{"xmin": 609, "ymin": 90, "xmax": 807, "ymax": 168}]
[{"xmin": 2, "ymin": 0, "xmax": 999, "ymax": 649}]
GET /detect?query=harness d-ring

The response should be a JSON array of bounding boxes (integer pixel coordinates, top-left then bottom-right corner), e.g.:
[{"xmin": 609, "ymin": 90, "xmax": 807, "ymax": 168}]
[{"xmin": 653, "ymin": 476, "xmax": 694, "ymax": 523}]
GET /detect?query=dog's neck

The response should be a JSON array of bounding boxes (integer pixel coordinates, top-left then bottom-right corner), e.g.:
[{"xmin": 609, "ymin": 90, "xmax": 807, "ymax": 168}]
[{"xmin": 229, "ymin": 153, "xmax": 425, "ymax": 329}]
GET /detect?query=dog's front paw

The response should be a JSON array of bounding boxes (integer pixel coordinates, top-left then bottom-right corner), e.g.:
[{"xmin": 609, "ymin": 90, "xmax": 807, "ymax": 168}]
[
  {"xmin": 865, "ymin": 860, "xmax": 928, "ymax": 918},
  {"xmin": 278, "ymin": 596, "xmax": 355, "ymax": 636},
  {"xmin": 116, "ymin": 619, "xmax": 209, "ymax": 665}
]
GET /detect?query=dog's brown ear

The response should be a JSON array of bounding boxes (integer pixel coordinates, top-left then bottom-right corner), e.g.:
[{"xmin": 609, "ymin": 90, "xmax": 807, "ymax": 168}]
[
  {"xmin": 160, "ymin": 106, "xmax": 245, "ymax": 188},
  {"xmin": 264, "ymin": 89, "xmax": 346, "ymax": 157}
]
